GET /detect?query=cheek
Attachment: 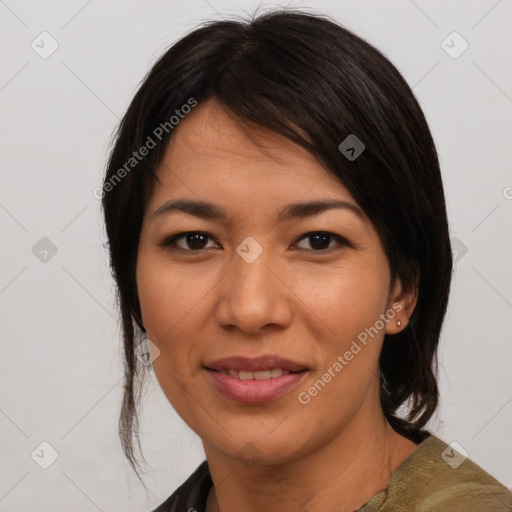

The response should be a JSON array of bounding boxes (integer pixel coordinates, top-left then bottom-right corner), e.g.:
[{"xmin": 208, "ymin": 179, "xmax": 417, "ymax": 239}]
[
  {"xmin": 136, "ymin": 253, "xmax": 210, "ymax": 417},
  {"xmin": 136, "ymin": 251, "xmax": 222, "ymax": 373},
  {"xmin": 290, "ymin": 258, "xmax": 390, "ymax": 344},
  {"xmin": 137, "ymin": 252, "xmax": 209, "ymax": 332},
  {"xmin": 291, "ymin": 265, "xmax": 388, "ymax": 425}
]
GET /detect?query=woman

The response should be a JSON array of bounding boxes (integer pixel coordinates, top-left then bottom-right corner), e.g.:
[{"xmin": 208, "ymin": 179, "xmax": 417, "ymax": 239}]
[{"xmin": 101, "ymin": 9, "xmax": 512, "ymax": 512}]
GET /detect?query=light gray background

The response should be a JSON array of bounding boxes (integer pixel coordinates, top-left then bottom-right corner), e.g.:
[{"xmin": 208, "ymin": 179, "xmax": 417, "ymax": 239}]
[{"xmin": 1, "ymin": 0, "xmax": 511, "ymax": 510}]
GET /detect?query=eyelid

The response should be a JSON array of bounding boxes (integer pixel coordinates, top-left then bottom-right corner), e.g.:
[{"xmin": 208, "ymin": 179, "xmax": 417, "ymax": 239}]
[
  {"xmin": 160, "ymin": 230, "xmax": 353, "ymax": 253},
  {"xmin": 160, "ymin": 231, "xmax": 219, "ymax": 251},
  {"xmin": 293, "ymin": 231, "xmax": 353, "ymax": 250}
]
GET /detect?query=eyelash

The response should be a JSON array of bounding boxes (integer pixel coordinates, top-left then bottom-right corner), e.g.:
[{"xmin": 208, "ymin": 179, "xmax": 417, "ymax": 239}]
[{"xmin": 160, "ymin": 231, "xmax": 352, "ymax": 254}]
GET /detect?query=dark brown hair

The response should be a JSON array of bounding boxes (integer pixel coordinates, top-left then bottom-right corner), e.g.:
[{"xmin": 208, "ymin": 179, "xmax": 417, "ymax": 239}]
[{"xmin": 101, "ymin": 8, "xmax": 453, "ymax": 478}]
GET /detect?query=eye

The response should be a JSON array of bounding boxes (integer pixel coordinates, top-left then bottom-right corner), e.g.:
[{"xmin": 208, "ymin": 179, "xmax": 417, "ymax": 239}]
[
  {"xmin": 161, "ymin": 230, "xmax": 351, "ymax": 254},
  {"xmin": 161, "ymin": 231, "xmax": 218, "ymax": 252},
  {"xmin": 293, "ymin": 231, "xmax": 351, "ymax": 252}
]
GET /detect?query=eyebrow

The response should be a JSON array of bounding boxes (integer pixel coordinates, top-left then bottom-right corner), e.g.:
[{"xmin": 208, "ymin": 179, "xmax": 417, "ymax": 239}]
[{"xmin": 150, "ymin": 198, "xmax": 365, "ymax": 223}]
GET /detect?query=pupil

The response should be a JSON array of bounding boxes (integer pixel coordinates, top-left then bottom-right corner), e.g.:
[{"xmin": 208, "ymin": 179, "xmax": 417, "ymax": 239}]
[
  {"xmin": 187, "ymin": 233, "xmax": 207, "ymax": 250},
  {"xmin": 310, "ymin": 233, "xmax": 330, "ymax": 250}
]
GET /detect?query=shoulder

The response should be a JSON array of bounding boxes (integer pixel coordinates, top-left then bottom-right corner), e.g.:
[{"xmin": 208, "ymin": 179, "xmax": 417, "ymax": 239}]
[
  {"xmin": 149, "ymin": 460, "xmax": 212, "ymax": 512},
  {"xmin": 361, "ymin": 434, "xmax": 512, "ymax": 512}
]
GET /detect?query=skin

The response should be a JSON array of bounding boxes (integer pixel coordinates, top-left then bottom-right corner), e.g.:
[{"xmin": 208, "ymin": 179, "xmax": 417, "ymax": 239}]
[{"xmin": 136, "ymin": 97, "xmax": 419, "ymax": 512}]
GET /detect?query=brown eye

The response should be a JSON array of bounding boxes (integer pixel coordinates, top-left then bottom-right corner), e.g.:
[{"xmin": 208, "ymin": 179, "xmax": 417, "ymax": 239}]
[
  {"xmin": 161, "ymin": 230, "xmax": 351, "ymax": 254},
  {"xmin": 294, "ymin": 232, "xmax": 351, "ymax": 252},
  {"xmin": 162, "ymin": 231, "xmax": 217, "ymax": 252}
]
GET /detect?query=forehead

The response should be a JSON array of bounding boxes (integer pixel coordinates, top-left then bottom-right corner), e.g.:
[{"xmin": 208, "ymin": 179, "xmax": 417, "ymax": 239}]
[{"xmin": 150, "ymin": 98, "xmax": 356, "ymax": 209}]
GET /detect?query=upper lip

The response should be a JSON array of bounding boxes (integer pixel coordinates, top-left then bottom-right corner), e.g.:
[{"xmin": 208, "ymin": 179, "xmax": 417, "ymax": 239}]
[{"xmin": 205, "ymin": 355, "xmax": 308, "ymax": 372}]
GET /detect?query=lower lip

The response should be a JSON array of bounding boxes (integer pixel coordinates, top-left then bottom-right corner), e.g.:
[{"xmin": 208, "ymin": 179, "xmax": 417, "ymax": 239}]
[{"xmin": 205, "ymin": 369, "xmax": 308, "ymax": 403}]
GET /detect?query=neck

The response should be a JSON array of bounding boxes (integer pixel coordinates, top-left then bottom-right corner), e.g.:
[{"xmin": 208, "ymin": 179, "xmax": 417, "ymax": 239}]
[{"xmin": 203, "ymin": 405, "xmax": 419, "ymax": 512}]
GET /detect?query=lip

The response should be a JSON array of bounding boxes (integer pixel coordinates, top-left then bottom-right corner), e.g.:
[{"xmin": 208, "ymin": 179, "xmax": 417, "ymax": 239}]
[
  {"xmin": 204, "ymin": 354, "xmax": 308, "ymax": 372},
  {"xmin": 206, "ymin": 368, "xmax": 308, "ymax": 403}
]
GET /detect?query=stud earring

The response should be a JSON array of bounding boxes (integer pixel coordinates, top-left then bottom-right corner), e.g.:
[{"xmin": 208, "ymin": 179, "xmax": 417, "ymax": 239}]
[{"xmin": 397, "ymin": 320, "xmax": 402, "ymax": 327}]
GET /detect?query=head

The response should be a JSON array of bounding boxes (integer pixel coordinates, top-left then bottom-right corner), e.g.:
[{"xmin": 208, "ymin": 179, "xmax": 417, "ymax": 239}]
[{"xmin": 101, "ymin": 9, "xmax": 452, "ymax": 476}]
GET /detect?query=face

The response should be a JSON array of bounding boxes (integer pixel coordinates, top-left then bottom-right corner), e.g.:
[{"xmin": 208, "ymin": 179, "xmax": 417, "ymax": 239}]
[{"xmin": 136, "ymin": 98, "xmax": 407, "ymax": 465}]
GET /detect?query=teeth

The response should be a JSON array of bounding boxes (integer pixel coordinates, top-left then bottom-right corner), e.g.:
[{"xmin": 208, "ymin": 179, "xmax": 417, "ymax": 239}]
[
  {"xmin": 254, "ymin": 370, "xmax": 271, "ymax": 380},
  {"xmin": 219, "ymin": 368, "xmax": 292, "ymax": 380},
  {"xmin": 239, "ymin": 370, "xmax": 254, "ymax": 381}
]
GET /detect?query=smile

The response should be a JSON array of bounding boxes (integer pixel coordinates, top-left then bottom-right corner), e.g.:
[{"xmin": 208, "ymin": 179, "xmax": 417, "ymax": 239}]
[
  {"xmin": 216, "ymin": 368, "xmax": 295, "ymax": 380},
  {"xmin": 206, "ymin": 368, "xmax": 308, "ymax": 403}
]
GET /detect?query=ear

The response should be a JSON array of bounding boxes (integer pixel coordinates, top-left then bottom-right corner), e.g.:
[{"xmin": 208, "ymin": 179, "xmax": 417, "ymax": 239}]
[{"xmin": 385, "ymin": 276, "xmax": 418, "ymax": 335}]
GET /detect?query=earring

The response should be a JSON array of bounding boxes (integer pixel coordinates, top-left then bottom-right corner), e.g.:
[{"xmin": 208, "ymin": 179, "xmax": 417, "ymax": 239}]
[{"xmin": 397, "ymin": 320, "xmax": 402, "ymax": 327}]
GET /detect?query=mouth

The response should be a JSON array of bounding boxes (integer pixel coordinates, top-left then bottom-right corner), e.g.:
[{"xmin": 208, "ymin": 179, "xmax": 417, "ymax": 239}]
[
  {"xmin": 203, "ymin": 354, "xmax": 309, "ymax": 403},
  {"xmin": 206, "ymin": 368, "xmax": 307, "ymax": 380},
  {"xmin": 204, "ymin": 366, "xmax": 308, "ymax": 403},
  {"xmin": 204, "ymin": 354, "xmax": 309, "ymax": 373}
]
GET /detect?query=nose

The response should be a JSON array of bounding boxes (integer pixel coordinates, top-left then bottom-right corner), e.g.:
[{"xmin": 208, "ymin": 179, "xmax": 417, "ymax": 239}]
[{"xmin": 215, "ymin": 248, "xmax": 293, "ymax": 335}]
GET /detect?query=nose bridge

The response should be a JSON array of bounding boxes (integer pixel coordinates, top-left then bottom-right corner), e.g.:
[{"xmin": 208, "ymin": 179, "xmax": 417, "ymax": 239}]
[
  {"xmin": 231, "ymin": 240, "xmax": 276, "ymax": 308},
  {"xmin": 233, "ymin": 243, "xmax": 272, "ymax": 293},
  {"xmin": 216, "ymin": 238, "xmax": 291, "ymax": 332}
]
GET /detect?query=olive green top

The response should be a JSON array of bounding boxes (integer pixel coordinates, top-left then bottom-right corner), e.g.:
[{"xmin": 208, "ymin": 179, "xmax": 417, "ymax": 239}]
[
  {"xmin": 151, "ymin": 433, "xmax": 512, "ymax": 512},
  {"xmin": 356, "ymin": 434, "xmax": 512, "ymax": 511}
]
